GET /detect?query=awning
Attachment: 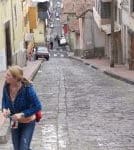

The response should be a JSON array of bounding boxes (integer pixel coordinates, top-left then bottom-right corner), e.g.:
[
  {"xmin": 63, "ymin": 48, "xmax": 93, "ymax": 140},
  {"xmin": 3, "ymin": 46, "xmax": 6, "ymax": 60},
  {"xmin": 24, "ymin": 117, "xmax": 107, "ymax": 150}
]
[{"xmin": 101, "ymin": 23, "xmax": 121, "ymax": 35}]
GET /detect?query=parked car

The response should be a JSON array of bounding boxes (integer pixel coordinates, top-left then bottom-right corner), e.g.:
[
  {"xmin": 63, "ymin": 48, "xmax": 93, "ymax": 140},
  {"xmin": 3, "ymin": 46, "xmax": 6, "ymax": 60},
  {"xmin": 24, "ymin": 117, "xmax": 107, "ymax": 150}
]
[
  {"xmin": 59, "ymin": 36, "xmax": 67, "ymax": 46},
  {"xmin": 35, "ymin": 46, "xmax": 50, "ymax": 60},
  {"xmin": 55, "ymin": 12, "xmax": 59, "ymax": 18}
]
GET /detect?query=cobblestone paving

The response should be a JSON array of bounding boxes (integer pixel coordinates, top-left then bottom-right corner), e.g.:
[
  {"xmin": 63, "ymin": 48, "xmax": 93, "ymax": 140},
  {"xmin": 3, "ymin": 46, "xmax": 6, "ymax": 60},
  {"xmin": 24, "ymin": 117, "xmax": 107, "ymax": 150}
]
[{"xmin": 1, "ymin": 58, "xmax": 134, "ymax": 150}]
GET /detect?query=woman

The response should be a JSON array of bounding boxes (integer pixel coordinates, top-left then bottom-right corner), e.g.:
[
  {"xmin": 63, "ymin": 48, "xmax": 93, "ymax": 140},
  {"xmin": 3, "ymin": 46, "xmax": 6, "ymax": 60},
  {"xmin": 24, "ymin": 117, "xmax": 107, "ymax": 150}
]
[{"xmin": 2, "ymin": 65, "xmax": 42, "ymax": 150}]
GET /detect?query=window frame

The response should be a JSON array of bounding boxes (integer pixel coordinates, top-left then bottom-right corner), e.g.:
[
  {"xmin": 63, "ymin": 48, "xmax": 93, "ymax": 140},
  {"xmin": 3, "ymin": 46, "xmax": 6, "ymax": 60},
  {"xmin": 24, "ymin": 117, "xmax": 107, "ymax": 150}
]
[{"xmin": 101, "ymin": 2, "xmax": 111, "ymax": 19}]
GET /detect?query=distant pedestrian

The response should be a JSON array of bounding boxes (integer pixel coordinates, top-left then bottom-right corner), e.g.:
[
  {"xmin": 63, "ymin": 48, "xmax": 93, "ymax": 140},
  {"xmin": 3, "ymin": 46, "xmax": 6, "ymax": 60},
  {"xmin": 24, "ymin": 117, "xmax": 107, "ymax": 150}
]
[
  {"xmin": 50, "ymin": 41, "xmax": 53, "ymax": 50},
  {"xmin": 2, "ymin": 65, "xmax": 42, "ymax": 150},
  {"xmin": 55, "ymin": 35, "xmax": 60, "ymax": 46},
  {"xmin": 27, "ymin": 42, "xmax": 34, "ymax": 61},
  {"xmin": 58, "ymin": 38, "xmax": 60, "ymax": 46}
]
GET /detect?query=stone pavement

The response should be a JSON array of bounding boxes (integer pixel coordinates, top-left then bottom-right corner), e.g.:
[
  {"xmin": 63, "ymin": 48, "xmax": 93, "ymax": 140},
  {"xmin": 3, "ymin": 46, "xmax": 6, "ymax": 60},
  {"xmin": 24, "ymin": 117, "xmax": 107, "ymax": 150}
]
[
  {"xmin": 0, "ymin": 60, "xmax": 42, "ymax": 144},
  {"xmin": 69, "ymin": 53, "xmax": 134, "ymax": 85},
  {"xmin": 1, "ymin": 53, "xmax": 134, "ymax": 145}
]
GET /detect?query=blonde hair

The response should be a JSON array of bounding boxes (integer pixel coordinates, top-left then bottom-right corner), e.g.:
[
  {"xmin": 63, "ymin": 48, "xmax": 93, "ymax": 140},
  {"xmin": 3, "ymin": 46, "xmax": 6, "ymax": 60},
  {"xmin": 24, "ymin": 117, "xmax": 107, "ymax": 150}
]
[{"xmin": 8, "ymin": 65, "xmax": 31, "ymax": 84}]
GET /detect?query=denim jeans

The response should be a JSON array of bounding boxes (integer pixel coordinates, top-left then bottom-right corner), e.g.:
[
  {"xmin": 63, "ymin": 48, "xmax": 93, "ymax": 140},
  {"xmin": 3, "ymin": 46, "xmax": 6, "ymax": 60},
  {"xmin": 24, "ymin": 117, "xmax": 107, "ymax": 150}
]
[{"xmin": 11, "ymin": 120, "xmax": 35, "ymax": 150}]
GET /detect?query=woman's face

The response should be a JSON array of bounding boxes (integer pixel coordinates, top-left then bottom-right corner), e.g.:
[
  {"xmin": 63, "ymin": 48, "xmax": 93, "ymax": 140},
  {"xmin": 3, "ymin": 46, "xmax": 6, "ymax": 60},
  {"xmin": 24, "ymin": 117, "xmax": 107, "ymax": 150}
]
[{"xmin": 5, "ymin": 71, "xmax": 17, "ymax": 84}]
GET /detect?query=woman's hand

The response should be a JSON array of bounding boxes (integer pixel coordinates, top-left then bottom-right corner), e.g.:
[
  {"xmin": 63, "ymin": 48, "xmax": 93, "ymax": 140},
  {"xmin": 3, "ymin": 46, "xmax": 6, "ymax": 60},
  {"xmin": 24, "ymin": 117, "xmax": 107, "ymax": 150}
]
[
  {"xmin": 12, "ymin": 113, "xmax": 24, "ymax": 121},
  {"xmin": 2, "ymin": 108, "xmax": 10, "ymax": 118}
]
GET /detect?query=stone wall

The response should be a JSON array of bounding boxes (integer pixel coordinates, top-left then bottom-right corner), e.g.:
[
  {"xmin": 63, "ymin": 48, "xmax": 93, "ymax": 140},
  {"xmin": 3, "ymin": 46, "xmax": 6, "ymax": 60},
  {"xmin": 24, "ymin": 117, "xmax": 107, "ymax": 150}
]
[
  {"xmin": 94, "ymin": 47, "xmax": 105, "ymax": 58},
  {"xmin": 74, "ymin": 47, "xmax": 105, "ymax": 59}
]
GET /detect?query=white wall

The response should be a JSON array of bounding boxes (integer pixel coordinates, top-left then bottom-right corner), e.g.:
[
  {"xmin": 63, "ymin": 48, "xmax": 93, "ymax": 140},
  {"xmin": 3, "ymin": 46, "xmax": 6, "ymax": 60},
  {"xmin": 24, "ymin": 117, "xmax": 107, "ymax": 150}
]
[
  {"xmin": 0, "ymin": 50, "xmax": 7, "ymax": 71},
  {"xmin": 121, "ymin": 7, "xmax": 134, "ymax": 65},
  {"xmin": 94, "ymin": 21, "xmax": 105, "ymax": 48}
]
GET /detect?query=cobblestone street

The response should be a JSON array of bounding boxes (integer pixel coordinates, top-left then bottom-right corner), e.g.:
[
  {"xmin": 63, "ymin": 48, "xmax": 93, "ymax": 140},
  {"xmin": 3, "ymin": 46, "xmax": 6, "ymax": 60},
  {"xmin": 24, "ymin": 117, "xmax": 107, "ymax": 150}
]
[{"xmin": 1, "ymin": 58, "xmax": 134, "ymax": 150}]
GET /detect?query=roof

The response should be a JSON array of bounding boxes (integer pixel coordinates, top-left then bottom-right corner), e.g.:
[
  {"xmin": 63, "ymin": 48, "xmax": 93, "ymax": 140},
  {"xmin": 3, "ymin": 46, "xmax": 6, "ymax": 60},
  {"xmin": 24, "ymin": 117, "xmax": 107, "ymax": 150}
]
[
  {"xmin": 62, "ymin": 0, "xmax": 75, "ymax": 14},
  {"xmin": 75, "ymin": 0, "xmax": 94, "ymax": 17}
]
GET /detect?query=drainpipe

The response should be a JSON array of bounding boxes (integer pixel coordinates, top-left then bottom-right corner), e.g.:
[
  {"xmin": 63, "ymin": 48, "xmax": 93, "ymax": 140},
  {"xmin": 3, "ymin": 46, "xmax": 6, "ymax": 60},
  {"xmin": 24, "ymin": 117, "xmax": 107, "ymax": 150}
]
[
  {"xmin": 110, "ymin": 0, "xmax": 115, "ymax": 67},
  {"xmin": 90, "ymin": 12, "xmax": 95, "ymax": 56}
]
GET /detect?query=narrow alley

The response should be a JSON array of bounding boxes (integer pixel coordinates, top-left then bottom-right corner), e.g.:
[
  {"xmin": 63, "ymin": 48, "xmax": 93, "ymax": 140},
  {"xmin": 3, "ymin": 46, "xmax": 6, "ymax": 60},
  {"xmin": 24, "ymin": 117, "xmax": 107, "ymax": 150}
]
[{"xmin": 1, "ymin": 58, "xmax": 133, "ymax": 150}]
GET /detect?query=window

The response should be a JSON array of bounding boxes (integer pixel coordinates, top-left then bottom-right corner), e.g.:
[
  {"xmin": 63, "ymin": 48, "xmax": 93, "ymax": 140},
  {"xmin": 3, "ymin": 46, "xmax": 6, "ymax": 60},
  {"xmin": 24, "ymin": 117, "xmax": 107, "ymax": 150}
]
[
  {"xmin": 129, "ymin": 0, "xmax": 134, "ymax": 12},
  {"xmin": 101, "ymin": 2, "xmax": 111, "ymax": 19},
  {"xmin": 132, "ymin": 0, "xmax": 134, "ymax": 12}
]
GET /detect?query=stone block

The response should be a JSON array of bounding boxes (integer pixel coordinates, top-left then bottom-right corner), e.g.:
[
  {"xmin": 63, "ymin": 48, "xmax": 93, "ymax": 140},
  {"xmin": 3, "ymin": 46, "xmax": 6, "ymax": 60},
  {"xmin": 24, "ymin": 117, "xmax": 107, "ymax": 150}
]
[{"xmin": 82, "ymin": 49, "xmax": 95, "ymax": 59}]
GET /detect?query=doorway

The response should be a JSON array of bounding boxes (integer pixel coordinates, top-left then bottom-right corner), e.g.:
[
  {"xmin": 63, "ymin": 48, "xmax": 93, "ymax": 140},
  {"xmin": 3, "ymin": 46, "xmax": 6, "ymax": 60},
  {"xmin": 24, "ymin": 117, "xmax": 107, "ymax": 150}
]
[
  {"xmin": 5, "ymin": 21, "xmax": 12, "ymax": 67},
  {"xmin": 128, "ymin": 33, "xmax": 134, "ymax": 70},
  {"xmin": 114, "ymin": 31, "xmax": 123, "ymax": 64}
]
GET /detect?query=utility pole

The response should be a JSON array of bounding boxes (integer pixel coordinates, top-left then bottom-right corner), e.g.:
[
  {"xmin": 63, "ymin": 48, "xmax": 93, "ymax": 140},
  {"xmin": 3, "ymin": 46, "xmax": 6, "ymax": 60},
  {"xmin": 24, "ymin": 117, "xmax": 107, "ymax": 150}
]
[{"xmin": 110, "ymin": 0, "xmax": 115, "ymax": 67}]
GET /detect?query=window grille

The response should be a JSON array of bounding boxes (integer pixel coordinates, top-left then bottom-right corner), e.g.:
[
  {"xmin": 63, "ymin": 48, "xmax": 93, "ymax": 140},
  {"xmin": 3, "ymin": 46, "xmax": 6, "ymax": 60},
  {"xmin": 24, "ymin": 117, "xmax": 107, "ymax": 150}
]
[
  {"xmin": 101, "ymin": 2, "xmax": 111, "ymax": 19},
  {"xmin": 132, "ymin": 0, "xmax": 134, "ymax": 12}
]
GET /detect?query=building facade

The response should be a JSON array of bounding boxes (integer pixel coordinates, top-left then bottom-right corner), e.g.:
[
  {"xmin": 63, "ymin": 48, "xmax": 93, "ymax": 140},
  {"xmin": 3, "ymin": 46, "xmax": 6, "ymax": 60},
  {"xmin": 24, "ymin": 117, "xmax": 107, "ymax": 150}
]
[
  {"xmin": 0, "ymin": 0, "xmax": 11, "ymax": 71},
  {"xmin": 0, "ymin": 0, "xmax": 50, "ymax": 71},
  {"xmin": 121, "ymin": 0, "xmax": 134, "ymax": 69}
]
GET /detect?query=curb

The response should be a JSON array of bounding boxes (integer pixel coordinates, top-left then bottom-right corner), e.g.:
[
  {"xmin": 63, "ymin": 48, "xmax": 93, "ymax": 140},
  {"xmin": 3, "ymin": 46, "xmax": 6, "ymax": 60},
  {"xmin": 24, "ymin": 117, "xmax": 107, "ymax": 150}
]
[
  {"xmin": 70, "ymin": 55, "xmax": 134, "ymax": 85},
  {"xmin": 29, "ymin": 61, "xmax": 42, "ymax": 81},
  {"xmin": 104, "ymin": 70, "xmax": 134, "ymax": 85},
  {"xmin": 69, "ymin": 55, "xmax": 83, "ymax": 63},
  {"xmin": 90, "ymin": 65, "xmax": 98, "ymax": 70},
  {"xmin": 0, "ymin": 61, "xmax": 42, "ymax": 144}
]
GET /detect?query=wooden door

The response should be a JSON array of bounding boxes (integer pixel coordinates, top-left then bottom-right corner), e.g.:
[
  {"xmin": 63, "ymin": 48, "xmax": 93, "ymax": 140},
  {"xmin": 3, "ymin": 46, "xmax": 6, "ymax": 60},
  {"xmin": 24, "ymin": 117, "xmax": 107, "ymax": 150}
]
[{"xmin": 129, "ymin": 35, "xmax": 134, "ymax": 70}]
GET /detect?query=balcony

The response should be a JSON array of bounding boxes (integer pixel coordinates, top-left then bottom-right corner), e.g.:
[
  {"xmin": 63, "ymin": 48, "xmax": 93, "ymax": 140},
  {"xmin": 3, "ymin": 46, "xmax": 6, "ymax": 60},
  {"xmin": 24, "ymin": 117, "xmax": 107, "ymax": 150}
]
[
  {"xmin": 93, "ymin": 7, "xmax": 120, "ymax": 34},
  {"xmin": 101, "ymin": 23, "xmax": 121, "ymax": 34}
]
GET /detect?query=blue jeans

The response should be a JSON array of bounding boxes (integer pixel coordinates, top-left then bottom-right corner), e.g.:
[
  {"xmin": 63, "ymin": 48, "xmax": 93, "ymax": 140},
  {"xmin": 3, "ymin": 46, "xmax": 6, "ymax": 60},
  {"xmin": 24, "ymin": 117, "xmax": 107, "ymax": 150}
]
[{"xmin": 11, "ymin": 121, "xmax": 35, "ymax": 150}]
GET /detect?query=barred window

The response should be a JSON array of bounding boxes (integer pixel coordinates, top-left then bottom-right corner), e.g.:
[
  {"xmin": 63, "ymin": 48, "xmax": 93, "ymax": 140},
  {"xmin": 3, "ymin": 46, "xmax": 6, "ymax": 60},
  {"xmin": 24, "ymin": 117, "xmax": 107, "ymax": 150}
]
[
  {"xmin": 101, "ymin": 2, "xmax": 111, "ymax": 18},
  {"xmin": 132, "ymin": 0, "xmax": 134, "ymax": 12}
]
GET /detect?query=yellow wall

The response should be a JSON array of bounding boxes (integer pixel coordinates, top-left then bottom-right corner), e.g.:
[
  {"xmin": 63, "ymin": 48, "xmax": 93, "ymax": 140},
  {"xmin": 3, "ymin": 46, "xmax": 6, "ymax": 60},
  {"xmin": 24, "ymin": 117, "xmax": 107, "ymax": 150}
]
[
  {"xmin": 12, "ymin": 0, "xmax": 24, "ymax": 52},
  {"xmin": 0, "ymin": 0, "xmax": 26, "ymax": 70},
  {"xmin": 0, "ymin": 0, "xmax": 24, "ymax": 52},
  {"xmin": 0, "ymin": 0, "xmax": 12, "ymax": 70},
  {"xmin": 0, "ymin": 0, "xmax": 44, "ymax": 70},
  {"xmin": 34, "ymin": 21, "xmax": 45, "ymax": 44},
  {"xmin": 0, "ymin": 0, "xmax": 11, "ymax": 50}
]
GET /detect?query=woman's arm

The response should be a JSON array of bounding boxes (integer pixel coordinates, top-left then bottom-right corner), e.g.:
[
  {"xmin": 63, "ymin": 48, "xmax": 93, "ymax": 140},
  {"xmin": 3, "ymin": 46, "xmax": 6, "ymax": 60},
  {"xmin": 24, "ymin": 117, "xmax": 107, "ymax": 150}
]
[{"xmin": 22, "ymin": 85, "xmax": 42, "ymax": 117}]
